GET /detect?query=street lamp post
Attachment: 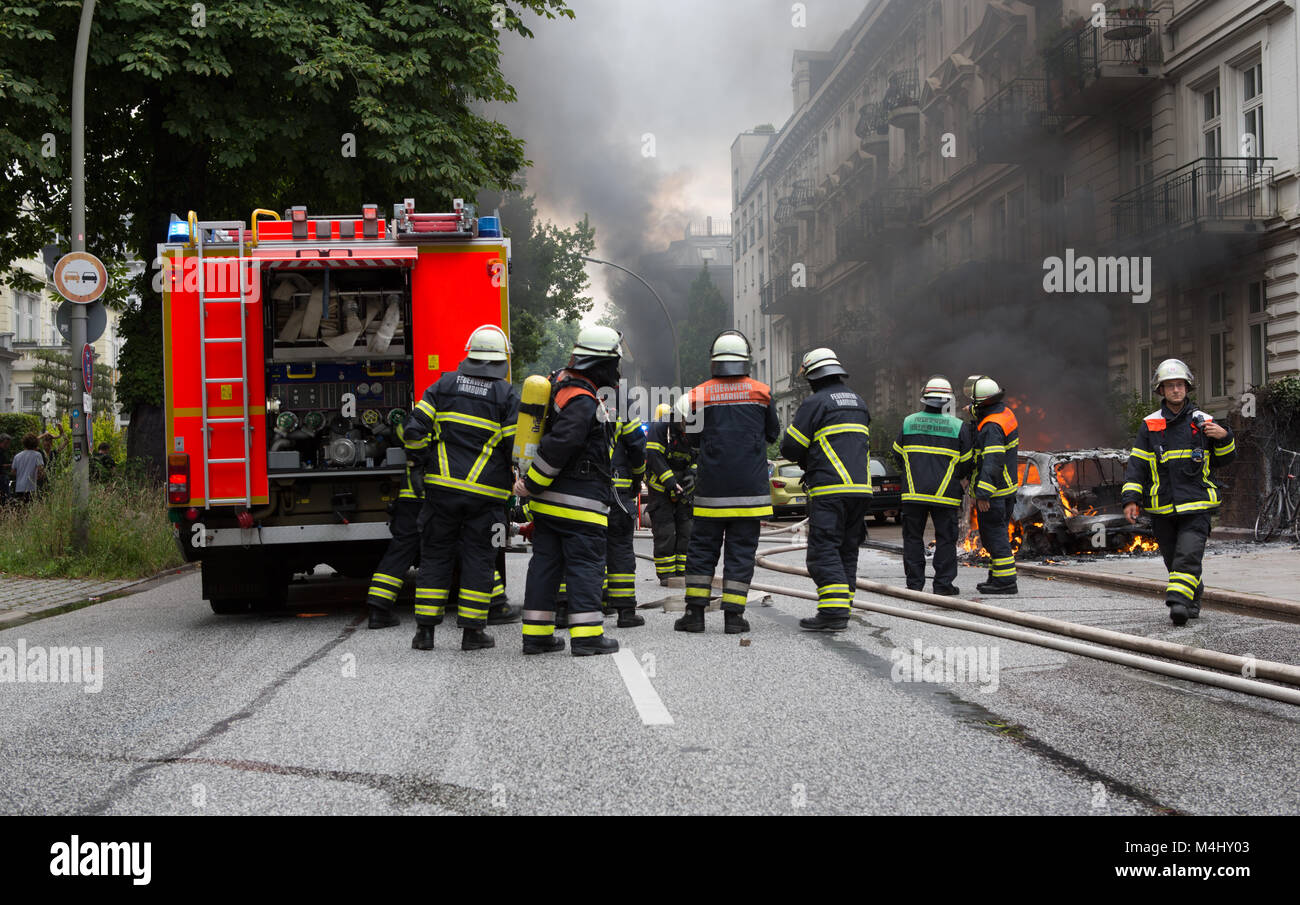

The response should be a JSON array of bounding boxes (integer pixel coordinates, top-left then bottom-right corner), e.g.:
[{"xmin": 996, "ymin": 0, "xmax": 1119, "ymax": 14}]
[
  {"xmin": 69, "ymin": 0, "xmax": 96, "ymax": 551},
  {"xmin": 581, "ymin": 255, "xmax": 681, "ymax": 389}
]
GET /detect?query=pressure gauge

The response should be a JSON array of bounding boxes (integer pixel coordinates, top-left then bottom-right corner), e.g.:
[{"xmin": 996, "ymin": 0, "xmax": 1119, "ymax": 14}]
[
  {"xmin": 302, "ymin": 411, "xmax": 325, "ymax": 432},
  {"xmin": 275, "ymin": 411, "xmax": 300, "ymax": 433},
  {"xmin": 356, "ymin": 382, "xmax": 372, "ymax": 396},
  {"xmin": 361, "ymin": 408, "xmax": 381, "ymax": 427}
]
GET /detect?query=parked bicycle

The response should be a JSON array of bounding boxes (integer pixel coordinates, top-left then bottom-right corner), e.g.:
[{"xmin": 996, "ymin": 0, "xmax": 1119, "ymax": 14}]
[{"xmin": 1254, "ymin": 447, "xmax": 1300, "ymax": 543}]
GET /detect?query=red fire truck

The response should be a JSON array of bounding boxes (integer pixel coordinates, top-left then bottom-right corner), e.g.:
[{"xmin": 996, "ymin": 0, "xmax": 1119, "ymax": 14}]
[{"xmin": 161, "ymin": 200, "xmax": 510, "ymax": 613}]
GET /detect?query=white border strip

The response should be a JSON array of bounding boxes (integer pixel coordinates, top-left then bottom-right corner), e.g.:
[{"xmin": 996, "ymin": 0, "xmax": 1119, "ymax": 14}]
[{"xmin": 613, "ymin": 647, "xmax": 674, "ymax": 726}]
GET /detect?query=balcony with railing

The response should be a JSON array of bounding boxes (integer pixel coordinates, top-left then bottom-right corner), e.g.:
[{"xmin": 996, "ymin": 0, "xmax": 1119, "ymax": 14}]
[
  {"xmin": 773, "ymin": 196, "xmax": 799, "ymax": 235},
  {"xmin": 973, "ymin": 79, "xmax": 1070, "ymax": 164},
  {"xmin": 883, "ymin": 69, "xmax": 920, "ymax": 128},
  {"xmin": 1112, "ymin": 158, "xmax": 1277, "ymax": 241},
  {"xmin": 791, "ymin": 179, "xmax": 816, "ymax": 219},
  {"xmin": 1045, "ymin": 14, "xmax": 1163, "ymax": 114},
  {"xmin": 760, "ymin": 270, "xmax": 816, "ymax": 316},
  {"xmin": 855, "ymin": 101, "xmax": 890, "ymax": 154}
]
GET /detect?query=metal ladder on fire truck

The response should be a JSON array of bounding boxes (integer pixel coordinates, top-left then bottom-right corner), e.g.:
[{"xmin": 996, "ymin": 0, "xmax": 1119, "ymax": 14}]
[{"xmin": 192, "ymin": 214, "xmax": 253, "ymax": 509}]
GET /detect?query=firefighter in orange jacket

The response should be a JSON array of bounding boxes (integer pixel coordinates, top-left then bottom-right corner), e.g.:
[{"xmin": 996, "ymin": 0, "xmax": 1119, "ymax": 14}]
[
  {"xmin": 676, "ymin": 330, "xmax": 780, "ymax": 634},
  {"xmin": 403, "ymin": 325, "xmax": 519, "ymax": 651},
  {"xmin": 513, "ymin": 326, "xmax": 623, "ymax": 656},
  {"xmin": 1121, "ymin": 359, "xmax": 1234, "ymax": 625},
  {"xmin": 965, "ymin": 375, "xmax": 1020, "ymax": 595}
]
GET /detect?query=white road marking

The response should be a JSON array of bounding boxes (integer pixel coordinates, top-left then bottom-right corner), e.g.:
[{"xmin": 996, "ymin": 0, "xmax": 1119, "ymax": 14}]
[{"xmin": 613, "ymin": 646, "xmax": 674, "ymax": 726}]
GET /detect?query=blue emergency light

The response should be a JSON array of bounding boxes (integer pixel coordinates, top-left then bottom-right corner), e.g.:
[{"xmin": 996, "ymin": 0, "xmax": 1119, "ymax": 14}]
[
  {"xmin": 167, "ymin": 216, "xmax": 189, "ymax": 242},
  {"xmin": 477, "ymin": 216, "xmax": 501, "ymax": 238}
]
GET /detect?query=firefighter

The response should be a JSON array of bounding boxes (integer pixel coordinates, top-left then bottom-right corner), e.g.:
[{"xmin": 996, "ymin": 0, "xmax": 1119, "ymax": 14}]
[
  {"xmin": 404, "ymin": 325, "xmax": 519, "ymax": 651},
  {"xmin": 677, "ymin": 330, "xmax": 780, "ymax": 634},
  {"xmin": 892, "ymin": 376, "xmax": 974, "ymax": 596},
  {"xmin": 513, "ymin": 326, "xmax": 623, "ymax": 656},
  {"xmin": 364, "ymin": 421, "xmax": 426, "ymax": 629},
  {"xmin": 965, "ymin": 375, "xmax": 1021, "ymax": 595},
  {"xmin": 1121, "ymin": 359, "xmax": 1234, "ymax": 625},
  {"xmin": 605, "ymin": 414, "xmax": 647, "ymax": 626},
  {"xmin": 645, "ymin": 398, "xmax": 697, "ymax": 584},
  {"xmin": 779, "ymin": 348, "xmax": 872, "ymax": 631}
]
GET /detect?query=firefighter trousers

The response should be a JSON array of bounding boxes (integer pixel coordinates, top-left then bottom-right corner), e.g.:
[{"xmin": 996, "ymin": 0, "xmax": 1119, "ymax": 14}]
[
  {"xmin": 414, "ymin": 490, "xmax": 505, "ymax": 629},
  {"xmin": 901, "ymin": 503, "xmax": 960, "ymax": 592},
  {"xmin": 685, "ymin": 517, "xmax": 761, "ymax": 614},
  {"xmin": 1150, "ymin": 512, "xmax": 1212, "ymax": 609},
  {"xmin": 648, "ymin": 488, "xmax": 692, "ymax": 578},
  {"xmin": 366, "ymin": 498, "xmax": 423, "ymax": 613},
  {"xmin": 806, "ymin": 496, "xmax": 869, "ymax": 611},
  {"xmin": 604, "ymin": 491, "xmax": 638, "ymax": 608},
  {"xmin": 522, "ymin": 514, "xmax": 607, "ymax": 640},
  {"xmin": 975, "ymin": 496, "xmax": 1016, "ymax": 586}
]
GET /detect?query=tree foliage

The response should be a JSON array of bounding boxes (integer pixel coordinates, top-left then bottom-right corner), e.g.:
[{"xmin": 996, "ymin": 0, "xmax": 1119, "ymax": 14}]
[
  {"xmin": 1, "ymin": 0, "xmax": 573, "ymax": 461},
  {"xmin": 679, "ymin": 263, "xmax": 727, "ymax": 387},
  {"xmin": 30, "ymin": 347, "xmax": 116, "ymax": 419}
]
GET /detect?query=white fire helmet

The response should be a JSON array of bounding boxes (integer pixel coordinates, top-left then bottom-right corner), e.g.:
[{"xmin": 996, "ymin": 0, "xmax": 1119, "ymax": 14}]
[
  {"xmin": 922, "ymin": 375, "xmax": 955, "ymax": 405},
  {"xmin": 963, "ymin": 375, "xmax": 1003, "ymax": 404},
  {"xmin": 465, "ymin": 324, "xmax": 511, "ymax": 361},
  {"xmin": 710, "ymin": 330, "xmax": 752, "ymax": 377},
  {"xmin": 569, "ymin": 325, "xmax": 623, "ymax": 370},
  {"xmin": 799, "ymin": 347, "xmax": 848, "ymax": 382},
  {"xmin": 1152, "ymin": 358, "xmax": 1195, "ymax": 395}
]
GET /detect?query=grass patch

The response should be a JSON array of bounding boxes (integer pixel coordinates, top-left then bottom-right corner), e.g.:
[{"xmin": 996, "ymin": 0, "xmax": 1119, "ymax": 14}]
[{"xmin": 0, "ymin": 460, "xmax": 183, "ymax": 579}]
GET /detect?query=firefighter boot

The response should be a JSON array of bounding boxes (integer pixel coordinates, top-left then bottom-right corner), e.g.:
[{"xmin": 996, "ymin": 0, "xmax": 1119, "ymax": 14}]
[
  {"xmin": 522, "ymin": 635, "xmax": 566, "ymax": 655},
  {"xmin": 571, "ymin": 634, "xmax": 619, "ymax": 657},
  {"xmin": 1169, "ymin": 602, "xmax": 1189, "ymax": 626},
  {"xmin": 411, "ymin": 626, "xmax": 437, "ymax": 650},
  {"xmin": 368, "ymin": 606, "xmax": 400, "ymax": 629},
  {"xmin": 724, "ymin": 611, "xmax": 750, "ymax": 634},
  {"xmin": 1188, "ymin": 584, "xmax": 1203, "ymax": 619},
  {"xmin": 462, "ymin": 627, "xmax": 496, "ymax": 651},
  {"xmin": 616, "ymin": 606, "xmax": 645, "ymax": 628},
  {"xmin": 487, "ymin": 602, "xmax": 522, "ymax": 625},
  {"xmin": 976, "ymin": 580, "xmax": 1018, "ymax": 595},
  {"xmin": 674, "ymin": 604, "xmax": 706, "ymax": 633},
  {"xmin": 799, "ymin": 611, "xmax": 849, "ymax": 632}
]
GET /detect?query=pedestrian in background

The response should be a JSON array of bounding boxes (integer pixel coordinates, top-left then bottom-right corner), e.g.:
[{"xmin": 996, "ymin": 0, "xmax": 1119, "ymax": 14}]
[
  {"xmin": 0, "ymin": 433, "xmax": 12, "ymax": 502},
  {"xmin": 9, "ymin": 434, "xmax": 45, "ymax": 505}
]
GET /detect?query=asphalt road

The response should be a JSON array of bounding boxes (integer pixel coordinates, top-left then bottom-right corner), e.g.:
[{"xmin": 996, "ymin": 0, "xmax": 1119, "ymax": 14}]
[{"xmin": 2, "ymin": 533, "xmax": 1297, "ymax": 815}]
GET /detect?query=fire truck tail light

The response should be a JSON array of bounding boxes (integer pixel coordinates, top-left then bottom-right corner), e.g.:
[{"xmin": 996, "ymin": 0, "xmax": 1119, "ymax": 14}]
[
  {"xmin": 362, "ymin": 204, "xmax": 378, "ymax": 238},
  {"xmin": 167, "ymin": 453, "xmax": 190, "ymax": 504}
]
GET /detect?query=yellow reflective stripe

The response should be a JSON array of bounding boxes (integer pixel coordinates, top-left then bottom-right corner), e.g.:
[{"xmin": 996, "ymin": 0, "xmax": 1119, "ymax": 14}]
[
  {"xmin": 900, "ymin": 492, "xmax": 961, "ymax": 506},
  {"xmin": 1122, "ymin": 482, "xmax": 1144, "ymax": 494},
  {"xmin": 817, "ymin": 584, "xmax": 850, "ymax": 594},
  {"xmin": 459, "ymin": 606, "xmax": 489, "ymax": 618},
  {"xmin": 613, "ymin": 478, "xmax": 633, "ymax": 488},
  {"xmin": 976, "ymin": 480, "xmax": 997, "ymax": 493},
  {"xmin": 818, "ymin": 435, "xmax": 852, "ymax": 483},
  {"xmin": 1129, "ymin": 447, "xmax": 1155, "ymax": 461},
  {"xmin": 414, "ymin": 605, "xmax": 445, "ymax": 616},
  {"xmin": 692, "ymin": 505, "xmax": 773, "ymax": 518},
  {"xmin": 1166, "ymin": 582, "xmax": 1195, "ymax": 600},
  {"xmin": 570, "ymin": 625, "xmax": 604, "ymax": 638},
  {"xmin": 1174, "ymin": 499, "xmax": 1219, "ymax": 512},
  {"xmin": 526, "ymin": 465, "xmax": 555, "ymax": 487},
  {"xmin": 786, "ymin": 425, "xmax": 810, "ymax": 447},
  {"xmin": 981, "ymin": 443, "xmax": 1009, "ymax": 453},
  {"xmin": 808, "ymin": 483, "xmax": 872, "ymax": 496},
  {"xmin": 416, "ymin": 588, "xmax": 449, "ymax": 599},
  {"xmin": 529, "ymin": 501, "xmax": 608, "ymax": 526},
  {"xmin": 405, "ymin": 436, "xmax": 430, "ymax": 449},
  {"xmin": 990, "ymin": 485, "xmax": 1018, "ymax": 498},
  {"xmin": 814, "ymin": 423, "xmax": 869, "ymax": 441},
  {"xmin": 368, "ymin": 586, "xmax": 397, "ymax": 601},
  {"xmin": 721, "ymin": 592, "xmax": 747, "ymax": 605},
  {"xmin": 522, "ymin": 624, "xmax": 555, "ymax": 636},
  {"xmin": 371, "ymin": 573, "xmax": 403, "ymax": 588},
  {"xmin": 415, "ymin": 399, "xmax": 437, "ymax": 419},
  {"xmin": 900, "ymin": 444, "xmax": 959, "ymax": 457},
  {"xmin": 424, "ymin": 474, "xmax": 511, "ymax": 499},
  {"xmin": 1214, "ymin": 440, "xmax": 1235, "ymax": 455},
  {"xmin": 459, "ymin": 588, "xmax": 493, "ymax": 603},
  {"xmin": 436, "ymin": 440, "xmax": 450, "ymax": 478},
  {"xmin": 435, "ymin": 411, "xmax": 501, "ymax": 432},
  {"xmin": 466, "ymin": 427, "xmax": 511, "ymax": 483},
  {"xmin": 646, "ymin": 442, "xmax": 666, "ymax": 454},
  {"xmin": 1160, "ymin": 449, "xmax": 1194, "ymax": 462}
]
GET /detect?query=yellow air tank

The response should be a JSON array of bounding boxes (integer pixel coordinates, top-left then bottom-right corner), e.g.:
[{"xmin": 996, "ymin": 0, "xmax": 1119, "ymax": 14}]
[{"xmin": 513, "ymin": 374, "xmax": 553, "ymax": 471}]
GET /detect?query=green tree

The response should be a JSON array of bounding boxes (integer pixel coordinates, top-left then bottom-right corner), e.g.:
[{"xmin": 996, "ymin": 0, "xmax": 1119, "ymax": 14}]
[
  {"xmin": 679, "ymin": 263, "xmax": 727, "ymax": 387},
  {"xmin": 30, "ymin": 347, "xmax": 115, "ymax": 418},
  {"xmin": 1, "ymin": 0, "xmax": 573, "ymax": 469},
  {"xmin": 476, "ymin": 187, "xmax": 595, "ymax": 365},
  {"xmin": 513, "ymin": 315, "xmax": 581, "ymax": 386}
]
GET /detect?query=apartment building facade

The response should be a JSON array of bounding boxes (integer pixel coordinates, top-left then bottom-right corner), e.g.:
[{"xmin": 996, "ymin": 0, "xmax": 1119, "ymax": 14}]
[{"xmin": 731, "ymin": 0, "xmax": 1297, "ymax": 441}]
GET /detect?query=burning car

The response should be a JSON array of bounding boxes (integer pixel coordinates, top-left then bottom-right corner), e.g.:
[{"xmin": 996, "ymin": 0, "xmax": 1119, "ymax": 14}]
[{"xmin": 962, "ymin": 449, "xmax": 1158, "ymax": 557}]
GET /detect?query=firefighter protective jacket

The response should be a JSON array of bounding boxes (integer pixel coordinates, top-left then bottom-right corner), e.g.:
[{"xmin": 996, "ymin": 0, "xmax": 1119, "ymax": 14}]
[
  {"xmin": 971, "ymin": 402, "xmax": 1020, "ymax": 500},
  {"xmin": 1120, "ymin": 402, "xmax": 1236, "ymax": 515},
  {"xmin": 523, "ymin": 370, "xmax": 614, "ymax": 527},
  {"xmin": 404, "ymin": 368, "xmax": 519, "ymax": 501},
  {"xmin": 645, "ymin": 420, "xmax": 696, "ymax": 492},
  {"xmin": 685, "ymin": 376, "xmax": 781, "ymax": 518},
  {"xmin": 779, "ymin": 382, "xmax": 873, "ymax": 497},
  {"xmin": 892, "ymin": 407, "xmax": 974, "ymax": 507},
  {"xmin": 610, "ymin": 419, "xmax": 647, "ymax": 497},
  {"xmin": 395, "ymin": 423, "xmax": 425, "ymax": 501}
]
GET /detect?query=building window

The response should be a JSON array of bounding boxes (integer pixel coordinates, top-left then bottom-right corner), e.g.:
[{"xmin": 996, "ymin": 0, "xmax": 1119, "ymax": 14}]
[
  {"xmin": 1121, "ymin": 123, "xmax": 1153, "ymax": 191},
  {"xmin": 760, "ymin": 324, "xmax": 766, "ymax": 350},
  {"xmin": 1247, "ymin": 280, "xmax": 1268, "ymax": 388},
  {"xmin": 19, "ymin": 385, "xmax": 37, "ymax": 413},
  {"xmin": 1241, "ymin": 61, "xmax": 1264, "ymax": 174},
  {"xmin": 14, "ymin": 291, "xmax": 38, "ymax": 342},
  {"xmin": 1201, "ymin": 84, "xmax": 1221, "ymax": 159},
  {"xmin": 1207, "ymin": 292, "xmax": 1228, "ymax": 399}
]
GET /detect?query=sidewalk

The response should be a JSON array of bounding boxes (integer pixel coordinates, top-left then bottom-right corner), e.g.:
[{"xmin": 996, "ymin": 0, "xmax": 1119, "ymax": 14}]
[{"xmin": 0, "ymin": 572, "xmax": 170, "ymax": 627}]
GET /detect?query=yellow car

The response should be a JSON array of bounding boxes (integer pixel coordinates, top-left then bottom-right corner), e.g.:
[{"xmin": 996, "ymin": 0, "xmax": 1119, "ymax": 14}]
[{"xmin": 768, "ymin": 459, "xmax": 807, "ymax": 516}]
